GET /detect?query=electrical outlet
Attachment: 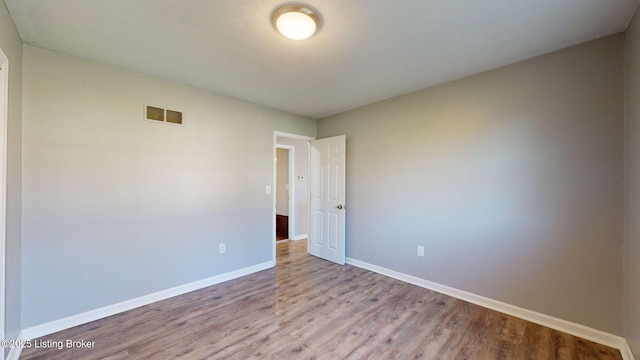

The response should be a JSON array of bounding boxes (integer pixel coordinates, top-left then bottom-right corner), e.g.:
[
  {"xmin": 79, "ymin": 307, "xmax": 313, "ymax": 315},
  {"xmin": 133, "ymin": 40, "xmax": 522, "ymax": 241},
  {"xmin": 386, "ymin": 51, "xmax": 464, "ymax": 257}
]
[
  {"xmin": 219, "ymin": 243, "xmax": 226, "ymax": 254},
  {"xmin": 417, "ymin": 245, "xmax": 424, "ymax": 257}
]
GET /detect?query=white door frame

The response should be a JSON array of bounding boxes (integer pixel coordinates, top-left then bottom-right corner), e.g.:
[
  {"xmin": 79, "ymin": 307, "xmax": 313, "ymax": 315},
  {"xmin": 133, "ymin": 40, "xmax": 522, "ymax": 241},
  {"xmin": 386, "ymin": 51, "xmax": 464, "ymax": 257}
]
[
  {"xmin": 272, "ymin": 131, "xmax": 314, "ymax": 263},
  {"xmin": 275, "ymin": 144, "xmax": 295, "ymax": 239},
  {"xmin": 0, "ymin": 48, "xmax": 9, "ymax": 356}
]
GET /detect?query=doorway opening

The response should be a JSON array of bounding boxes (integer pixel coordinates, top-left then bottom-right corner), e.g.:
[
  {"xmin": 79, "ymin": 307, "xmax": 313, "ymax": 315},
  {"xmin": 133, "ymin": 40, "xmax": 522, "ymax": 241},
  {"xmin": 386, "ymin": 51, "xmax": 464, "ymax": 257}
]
[
  {"xmin": 273, "ymin": 132, "xmax": 313, "ymax": 262},
  {"xmin": 272, "ymin": 132, "xmax": 346, "ymax": 266}
]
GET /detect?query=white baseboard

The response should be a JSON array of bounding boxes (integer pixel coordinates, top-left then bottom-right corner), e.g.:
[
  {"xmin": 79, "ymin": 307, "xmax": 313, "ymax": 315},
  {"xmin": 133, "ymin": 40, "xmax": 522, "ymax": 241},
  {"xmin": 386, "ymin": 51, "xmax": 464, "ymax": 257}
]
[
  {"xmin": 20, "ymin": 260, "xmax": 274, "ymax": 341},
  {"xmin": 5, "ymin": 331, "xmax": 25, "ymax": 360},
  {"xmin": 6, "ymin": 347, "xmax": 21, "ymax": 360},
  {"xmin": 291, "ymin": 234, "xmax": 308, "ymax": 241},
  {"xmin": 346, "ymin": 257, "xmax": 635, "ymax": 360},
  {"xmin": 12, "ymin": 257, "xmax": 636, "ymax": 360},
  {"xmin": 621, "ymin": 341, "xmax": 636, "ymax": 360}
]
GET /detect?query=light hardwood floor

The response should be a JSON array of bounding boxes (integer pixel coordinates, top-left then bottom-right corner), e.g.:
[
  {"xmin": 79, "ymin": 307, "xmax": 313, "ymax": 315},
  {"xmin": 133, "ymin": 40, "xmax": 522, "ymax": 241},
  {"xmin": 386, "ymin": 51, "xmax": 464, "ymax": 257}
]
[{"xmin": 20, "ymin": 240, "xmax": 622, "ymax": 359}]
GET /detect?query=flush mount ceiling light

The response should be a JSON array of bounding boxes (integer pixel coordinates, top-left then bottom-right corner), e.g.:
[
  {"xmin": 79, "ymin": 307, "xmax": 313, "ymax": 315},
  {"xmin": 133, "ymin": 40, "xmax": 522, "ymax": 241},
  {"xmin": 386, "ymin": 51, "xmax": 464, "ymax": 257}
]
[{"xmin": 272, "ymin": 4, "xmax": 320, "ymax": 40}]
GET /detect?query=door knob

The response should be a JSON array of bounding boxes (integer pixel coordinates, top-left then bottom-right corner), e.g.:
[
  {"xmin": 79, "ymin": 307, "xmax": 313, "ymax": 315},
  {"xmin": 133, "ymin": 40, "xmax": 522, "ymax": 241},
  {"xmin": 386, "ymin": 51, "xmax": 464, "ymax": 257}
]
[{"xmin": 337, "ymin": 204, "xmax": 344, "ymax": 209}]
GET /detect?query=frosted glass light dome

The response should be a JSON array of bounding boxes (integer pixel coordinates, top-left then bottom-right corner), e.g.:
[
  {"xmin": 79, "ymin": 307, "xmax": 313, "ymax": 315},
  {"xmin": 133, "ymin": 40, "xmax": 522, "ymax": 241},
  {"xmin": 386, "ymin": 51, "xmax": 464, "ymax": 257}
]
[{"xmin": 272, "ymin": 4, "xmax": 320, "ymax": 40}]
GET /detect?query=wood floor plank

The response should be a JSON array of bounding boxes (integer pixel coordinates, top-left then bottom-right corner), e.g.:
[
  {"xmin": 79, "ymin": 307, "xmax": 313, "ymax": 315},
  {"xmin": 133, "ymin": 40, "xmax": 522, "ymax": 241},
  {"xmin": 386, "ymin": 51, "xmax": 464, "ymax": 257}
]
[{"xmin": 19, "ymin": 240, "xmax": 622, "ymax": 360}]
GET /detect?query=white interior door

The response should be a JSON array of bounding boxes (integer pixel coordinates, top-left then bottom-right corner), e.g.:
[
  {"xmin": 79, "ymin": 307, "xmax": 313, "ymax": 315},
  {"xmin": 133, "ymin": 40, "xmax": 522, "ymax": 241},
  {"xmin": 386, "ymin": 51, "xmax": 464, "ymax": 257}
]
[{"xmin": 309, "ymin": 135, "xmax": 346, "ymax": 265}]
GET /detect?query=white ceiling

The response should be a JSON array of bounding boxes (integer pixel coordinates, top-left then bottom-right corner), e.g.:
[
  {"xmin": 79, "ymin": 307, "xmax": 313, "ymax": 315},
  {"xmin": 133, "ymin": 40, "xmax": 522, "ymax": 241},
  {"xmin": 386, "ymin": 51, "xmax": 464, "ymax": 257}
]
[{"xmin": 4, "ymin": 0, "xmax": 639, "ymax": 118}]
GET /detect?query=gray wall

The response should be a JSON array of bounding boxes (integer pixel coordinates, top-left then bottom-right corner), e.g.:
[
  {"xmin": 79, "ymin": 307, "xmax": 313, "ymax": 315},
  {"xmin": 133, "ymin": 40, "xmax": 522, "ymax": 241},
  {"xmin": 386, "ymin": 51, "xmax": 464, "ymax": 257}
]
[
  {"xmin": 625, "ymin": 9, "xmax": 640, "ymax": 357},
  {"xmin": 277, "ymin": 137, "xmax": 309, "ymax": 238},
  {"xmin": 21, "ymin": 45, "xmax": 315, "ymax": 328},
  {"xmin": 0, "ymin": 0, "xmax": 22, "ymax": 342},
  {"xmin": 318, "ymin": 35, "xmax": 624, "ymax": 335}
]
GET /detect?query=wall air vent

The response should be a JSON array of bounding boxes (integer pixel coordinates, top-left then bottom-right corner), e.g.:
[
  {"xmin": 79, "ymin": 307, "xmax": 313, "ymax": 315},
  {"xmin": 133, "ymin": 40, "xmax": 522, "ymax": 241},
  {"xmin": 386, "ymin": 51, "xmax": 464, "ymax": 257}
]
[{"xmin": 145, "ymin": 105, "xmax": 183, "ymax": 125}]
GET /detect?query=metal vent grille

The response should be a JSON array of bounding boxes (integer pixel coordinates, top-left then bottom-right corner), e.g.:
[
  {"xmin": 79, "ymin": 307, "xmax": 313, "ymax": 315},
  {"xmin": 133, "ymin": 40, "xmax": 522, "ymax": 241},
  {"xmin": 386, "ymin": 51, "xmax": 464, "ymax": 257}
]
[{"xmin": 145, "ymin": 105, "xmax": 183, "ymax": 125}]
